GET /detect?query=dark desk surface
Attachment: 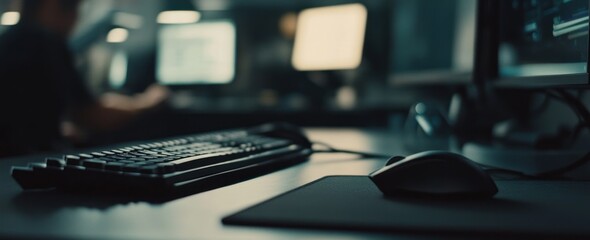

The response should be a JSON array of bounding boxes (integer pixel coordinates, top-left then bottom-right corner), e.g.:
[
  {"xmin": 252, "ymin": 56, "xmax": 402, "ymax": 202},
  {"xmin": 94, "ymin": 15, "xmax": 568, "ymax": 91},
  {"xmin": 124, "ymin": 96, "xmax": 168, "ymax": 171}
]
[{"xmin": 0, "ymin": 128, "xmax": 411, "ymax": 239}]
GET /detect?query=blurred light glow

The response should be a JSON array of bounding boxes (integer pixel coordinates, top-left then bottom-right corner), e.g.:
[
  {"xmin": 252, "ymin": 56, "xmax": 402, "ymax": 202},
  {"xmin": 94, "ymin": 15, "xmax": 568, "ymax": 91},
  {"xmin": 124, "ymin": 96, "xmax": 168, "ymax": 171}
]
[
  {"xmin": 113, "ymin": 12, "xmax": 143, "ymax": 29},
  {"xmin": 157, "ymin": 21, "xmax": 236, "ymax": 84},
  {"xmin": 502, "ymin": 63, "xmax": 588, "ymax": 77},
  {"xmin": 336, "ymin": 86, "xmax": 356, "ymax": 109},
  {"xmin": 453, "ymin": 0, "xmax": 477, "ymax": 72},
  {"xmin": 157, "ymin": 11, "xmax": 200, "ymax": 24},
  {"xmin": 292, "ymin": 4, "xmax": 367, "ymax": 71},
  {"xmin": 106, "ymin": 28, "xmax": 129, "ymax": 43},
  {"xmin": 109, "ymin": 51, "xmax": 128, "ymax": 89},
  {"xmin": 1, "ymin": 12, "xmax": 20, "ymax": 26},
  {"xmin": 197, "ymin": 0, "xmax": 230, "ymax": 11}
]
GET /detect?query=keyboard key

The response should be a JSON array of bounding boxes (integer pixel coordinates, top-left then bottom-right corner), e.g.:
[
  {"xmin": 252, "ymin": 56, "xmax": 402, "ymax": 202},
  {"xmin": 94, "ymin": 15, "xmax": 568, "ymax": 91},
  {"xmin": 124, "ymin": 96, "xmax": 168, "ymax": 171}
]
[
  {"xmin": 169, "ymin": 152, "xmax": 241, "ymax": 171},
  {"xmin": 78, "ymin": 153, "xmax": 93, "ymax": 159},
  {"xmin": 139, "ymin": 150, "xmax": 159, "ymax": 155},
  {"xmin": 105, "ymin": 162, "xmax": 125, "ymax": 171},
  {"xmin": 262, "ymin": 139, "xmax": 291, "ymax": 149},
  {"xmin": 11, "ymin": 167, "xmax": 55, "ymax": 189},
  {"xmin": 46, "ymin": 157, "xmax": 65, "ymax": 167},
  {"xmin": 65, "ymin": 154, "xmax": 80, "ymax": 160},
  {"xmin": 28, "ymin": 162, "xmax": 47, "ymax": 169},
  {"xmin": 140, "ymin": 165, "xmax": 159, "ymax": 174},
  {"xmin": 82, "ymin": 159, "xmax": 107, "ymax": 169},
  {"xmin": 156, "ymin": 163, "xmax": 175, "ymax": 174},
  {"xmin": 134, "ymin": 162, "xmax": 153, "ymax": 167},
  {"xmin": 147, "ymin": 159, "xmax": 167, "ymax": 164},
  {"xmin": 91, "ymin": 152, "xmax": 106, "ymax": 157},
  {"xmin": 96, "ymin": 157, "xmax": 118, "ymax": 162},
  {"xmin": 65, "ymin": 165, "xmax": 86, "ymax": 171},
  {"xmin": 65, "ymin": 155, "xmax": 83, "ymax": 165},
  {"xmin": 122, "ymin": 164, "xmax": 142, "ymax": 172}
]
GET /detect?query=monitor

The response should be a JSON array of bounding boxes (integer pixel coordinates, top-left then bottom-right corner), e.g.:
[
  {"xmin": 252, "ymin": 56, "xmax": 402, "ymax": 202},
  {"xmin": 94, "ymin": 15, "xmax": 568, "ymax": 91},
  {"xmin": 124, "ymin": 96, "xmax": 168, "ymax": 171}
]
[
  {"xmin": 495, "ymin": 0, "xmax": 589, "ymax": 87},
  {"xmin": 291, "ymin": 3, "xmax": 367, "ymax": 71},
  {"xmin": 389, "ymin": 0, "xmax": 477, "ymax": 85},
  {"xmin": 156, "ymin": 20, "xmax": 236, "ymax": 85}
]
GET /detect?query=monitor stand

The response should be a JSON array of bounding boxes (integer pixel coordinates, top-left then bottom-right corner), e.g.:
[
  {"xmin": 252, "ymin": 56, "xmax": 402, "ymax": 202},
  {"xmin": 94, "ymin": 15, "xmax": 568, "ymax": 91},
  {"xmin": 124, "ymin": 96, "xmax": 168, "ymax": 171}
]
[
  {"xmin": 403, "ymin": 94, "xmax": 590, "ymax": 179},
  {"xmin": 461, "ymin": 120, "xmax": 590, "ymax": 180},
  {"xmin": 450, "ymin": 92, "xmax": 590, "ymax": 179}
]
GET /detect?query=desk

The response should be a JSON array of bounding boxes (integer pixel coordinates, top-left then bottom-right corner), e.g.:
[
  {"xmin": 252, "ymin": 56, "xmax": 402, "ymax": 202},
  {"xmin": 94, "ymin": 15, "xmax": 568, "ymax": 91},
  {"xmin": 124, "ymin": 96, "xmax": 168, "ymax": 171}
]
[{"xmin": 0, "ymin": 128, "xmax": 410, "ymax": 239}]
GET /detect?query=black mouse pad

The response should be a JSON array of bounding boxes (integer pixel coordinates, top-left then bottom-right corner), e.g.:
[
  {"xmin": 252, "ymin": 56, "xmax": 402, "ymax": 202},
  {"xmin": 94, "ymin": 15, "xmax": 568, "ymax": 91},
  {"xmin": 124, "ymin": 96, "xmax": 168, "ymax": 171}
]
[{"xmin": 223, "ymin": 176, "xmax": 590, "ymax": 237}]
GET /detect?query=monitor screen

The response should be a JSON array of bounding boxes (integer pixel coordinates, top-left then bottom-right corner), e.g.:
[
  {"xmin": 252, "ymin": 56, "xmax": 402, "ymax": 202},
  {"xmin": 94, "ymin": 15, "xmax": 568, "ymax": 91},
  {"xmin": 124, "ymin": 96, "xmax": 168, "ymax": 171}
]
[
  {"xmin": 291, "ymin": 3, "xmax": 367, "ymax": 71},
  {"xmin": 157, "ymin": 21, "xmax": 236, "ymax": 85},
  {"xmin": 498, "ymin": 0, "xmax": 589, "ymax": 81},
  {"xmin": 497, "ymin": 0, "xmax": 589, "ymax": 86},
  {"xmin": 390, "ymin": 0, "xmax": 477, "ymax": 84}
]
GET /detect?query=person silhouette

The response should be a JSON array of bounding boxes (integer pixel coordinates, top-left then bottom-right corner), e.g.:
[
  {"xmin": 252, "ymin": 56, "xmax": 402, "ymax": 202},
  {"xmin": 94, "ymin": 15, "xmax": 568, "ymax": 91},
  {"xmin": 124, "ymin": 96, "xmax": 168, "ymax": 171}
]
[{"xmin": 0, "ymin": 0, "xmax": 168, "ymax": 157}]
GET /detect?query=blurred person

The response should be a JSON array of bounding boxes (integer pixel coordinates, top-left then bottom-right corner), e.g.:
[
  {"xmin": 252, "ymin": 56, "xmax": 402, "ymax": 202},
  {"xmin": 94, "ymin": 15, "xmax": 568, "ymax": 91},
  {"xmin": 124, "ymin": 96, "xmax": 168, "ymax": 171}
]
[
  {"xmin": 0, "ymin": 0, "xmax": 168, "ymax": 157},
  {"xmin": 250, "ymin": 12, "xmax": 323, "ymax": 110}
]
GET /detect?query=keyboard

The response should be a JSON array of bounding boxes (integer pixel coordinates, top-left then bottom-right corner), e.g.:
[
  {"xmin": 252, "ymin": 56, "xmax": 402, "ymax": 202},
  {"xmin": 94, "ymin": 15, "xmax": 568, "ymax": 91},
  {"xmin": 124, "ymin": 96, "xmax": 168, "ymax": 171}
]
[{"xmin": 11, "ymin": 123, "xmax": 312, "ymax": 196}]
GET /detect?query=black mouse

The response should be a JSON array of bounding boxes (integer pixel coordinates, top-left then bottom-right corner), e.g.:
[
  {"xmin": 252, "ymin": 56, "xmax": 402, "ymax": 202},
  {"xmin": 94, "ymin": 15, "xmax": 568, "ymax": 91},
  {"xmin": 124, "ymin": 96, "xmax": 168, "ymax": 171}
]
[
  {"xmin": 369, "ymin": 151, "xmax": 498, "ymax": 198},
  {"xmin": 251, "ymin": 122, "xmax": 312, "ymax": 148}
]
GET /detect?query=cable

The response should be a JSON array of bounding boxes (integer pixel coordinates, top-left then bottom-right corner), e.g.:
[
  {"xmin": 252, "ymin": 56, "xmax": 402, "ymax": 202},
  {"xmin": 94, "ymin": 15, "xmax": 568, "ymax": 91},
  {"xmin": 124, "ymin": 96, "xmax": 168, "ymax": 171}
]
[
  {"xmin": 535, "ymin": 151, "xmax": 590, "ymax": 178},
  {"xmin": 530, "ymin": 94, "xmax": 551, "ymax": 116},
  {"xmin": 555, "ymin": 89, "xmax": 590, "ymax": 125},
  {"xmin": 566, "ymin": 122, "xmax": 588, "ymax": 145},
  {"xmin": 544, "ymin": 90, "xmax": 590, "ymax": 146},
  {"xmin": 311, "ymin": 142, "xmax": 391, "ymax": 159},
  {"xmin": 311, "ymin": 140, "xmax": 589, "ymax": 179},
  {"xmin": 483, "ymin": 150, "xmax": 590, "ymax": 180},
  {"xmin": 537, "ymin": 89, "xmax": 590, "ymax": 177},
  {"xmin": 487, "ymin": 89, "xmax": 590, "ymax": 179},
  {"xmin": 545, "ymin": 89, "xmax": 590, "ymax": 127},
  {"xmin": 481, "ymin": 166, "xmax": 536, "ymax": 180}
]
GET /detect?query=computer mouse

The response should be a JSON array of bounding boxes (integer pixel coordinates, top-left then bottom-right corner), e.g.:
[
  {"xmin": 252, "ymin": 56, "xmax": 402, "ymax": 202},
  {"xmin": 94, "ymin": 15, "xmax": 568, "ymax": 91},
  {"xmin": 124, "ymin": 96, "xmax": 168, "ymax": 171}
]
[
  {"xmin": 252, "ymin": 122, "xmax": 312, "ymax": 148},
  {"xmin": 369, "ymin": 151, "xmax": 498, "ymax": 198}
]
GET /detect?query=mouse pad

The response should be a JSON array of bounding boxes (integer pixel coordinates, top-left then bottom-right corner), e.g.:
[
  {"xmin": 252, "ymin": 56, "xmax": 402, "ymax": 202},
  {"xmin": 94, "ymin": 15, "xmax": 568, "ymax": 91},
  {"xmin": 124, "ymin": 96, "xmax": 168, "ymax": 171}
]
[{"xmin": 223, "ymin": 176, "xmax": 590, "ymax": 237}]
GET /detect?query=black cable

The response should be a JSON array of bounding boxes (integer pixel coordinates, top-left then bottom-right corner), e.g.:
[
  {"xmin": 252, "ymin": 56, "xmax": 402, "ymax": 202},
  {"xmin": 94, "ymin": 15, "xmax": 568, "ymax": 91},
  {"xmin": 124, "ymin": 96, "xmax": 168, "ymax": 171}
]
[
  {"xmin": 539, "ymin": 90, "xmax": 589, "ymax": 146},
  {"xmin": 543, "ymin": 89, "xmax": 590, "ymax": 177},
  {"xmin": 311, "ymin": 139, "xmax": 580, "ymax": 179},
  {"xmin": 557, "ymin": 89, "xmax": 590, "ymax": 123},
  {"xmin": 481, "ymin": 166, "xmax": 536, "ymax": 180},
  {"xmin": 530, "ymin": 94, "xmax": 551, "ymax": 116},
  {"xmin": 311, "ymin": 142, "xmax": 391, "ymax": 159},
  {"xmin": 546, "ymin": 89, "xmax": 590, "ymax": 127},
  {"xmin": 544, "ymin": 91, "xmax": 584, "ymax": 123},
  {"xmin": 311, "ymin": 140, "xmax": 588, "ymax": 179},
  {"xmin": 516, "ymin": 89, "xmax": 590, "ymax": 178},
  {"xmin": 567, "ymin": 122, "xmax": 588, "ymax": 145},
  {"xmin": 535, "ymin": 151, "xmax": 590, "ymax": 178}
]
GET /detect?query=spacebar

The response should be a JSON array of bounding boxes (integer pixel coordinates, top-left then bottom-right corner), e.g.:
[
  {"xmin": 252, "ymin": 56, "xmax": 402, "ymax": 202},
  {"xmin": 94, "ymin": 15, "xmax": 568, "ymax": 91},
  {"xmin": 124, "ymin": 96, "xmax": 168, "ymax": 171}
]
[
  {"xmin": 169, "ymin": 151, "xmax": 250, "ymax": 171},
  {"xmin": 165, "ymin": 145, "xmax": 302, "ymax": 182}
]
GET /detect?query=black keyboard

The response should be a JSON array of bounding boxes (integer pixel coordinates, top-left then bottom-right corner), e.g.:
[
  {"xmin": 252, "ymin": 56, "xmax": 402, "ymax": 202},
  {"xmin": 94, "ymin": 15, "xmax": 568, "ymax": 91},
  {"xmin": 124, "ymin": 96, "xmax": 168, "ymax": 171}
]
[{"xmin": 11, "ymin": 123, "xmax": 312, "ymax": 196}]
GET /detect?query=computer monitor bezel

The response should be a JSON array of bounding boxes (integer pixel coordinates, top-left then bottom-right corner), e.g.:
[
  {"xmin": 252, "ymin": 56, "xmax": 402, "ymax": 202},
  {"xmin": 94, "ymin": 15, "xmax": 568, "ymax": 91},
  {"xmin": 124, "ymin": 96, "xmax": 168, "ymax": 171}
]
[
  {"xmin": 388, "ymin": 0, "xmax": 478, "ymax": 86},
  {"xmin": 487, "ymin": 0, "xmax": 590, "ymax": 88}
]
